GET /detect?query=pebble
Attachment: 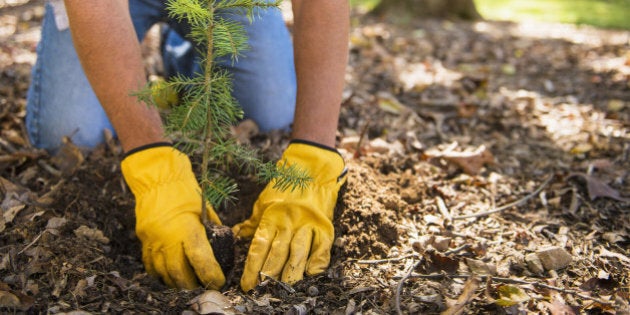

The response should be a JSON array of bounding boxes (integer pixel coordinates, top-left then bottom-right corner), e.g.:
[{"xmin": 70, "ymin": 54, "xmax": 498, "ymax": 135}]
[{"xmin": 307, "ymin": 286, "xmax": 319, "ymax": 297}]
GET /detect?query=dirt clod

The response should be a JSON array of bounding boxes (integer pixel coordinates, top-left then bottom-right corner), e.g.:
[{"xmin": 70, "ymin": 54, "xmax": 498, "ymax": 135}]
[{"xmin": 205, "ymin": 223, "xmax": 235, "ymax": 277}]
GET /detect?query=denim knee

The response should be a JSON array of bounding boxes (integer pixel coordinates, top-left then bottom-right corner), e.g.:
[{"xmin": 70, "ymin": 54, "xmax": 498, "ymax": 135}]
[
  {"xmin": 26, "ymin": 1, "xmax": 166, "ymax": 151},
  {"xmin": 26, "ymin": 3, "xmax": 114, "ymax": 152},
  {"xmin": 26, "ymin": 2, "xmax": 296, "ymax": 153}
]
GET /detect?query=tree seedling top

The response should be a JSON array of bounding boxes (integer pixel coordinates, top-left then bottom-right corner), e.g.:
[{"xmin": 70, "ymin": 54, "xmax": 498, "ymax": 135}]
[{"xmin": 135, "ymin": 0, "xmax": 311, "ymax": 224}]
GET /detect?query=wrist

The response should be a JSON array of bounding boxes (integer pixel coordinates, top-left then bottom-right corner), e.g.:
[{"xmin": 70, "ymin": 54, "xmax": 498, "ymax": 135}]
[{"xmin": 290, "ymin": 127, "xmax": 336, "ymax": 148}]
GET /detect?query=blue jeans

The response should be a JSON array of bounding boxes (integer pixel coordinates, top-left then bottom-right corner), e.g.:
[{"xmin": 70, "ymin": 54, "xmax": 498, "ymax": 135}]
[{"xmin": 26, "ymin": 1, "xmax": 296, "ymax": 151}]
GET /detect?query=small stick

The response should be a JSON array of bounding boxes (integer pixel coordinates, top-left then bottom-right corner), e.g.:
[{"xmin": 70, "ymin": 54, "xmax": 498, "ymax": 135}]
[
  {"xmin": 453, "ymin": 175, "xmax": 554, "ymax": 220},
  {"xmin": 259, "ymin": 272, "xmax": 296, "ymax": 294},
  {"xmin": 436, "ymin": 196, "xmax": 453, "ymax": 227},
  {"xmin": 354, "ymin": 254, "xmax": 419, "ymax": 265},
  {"xmin": 0, "ymin": 138, "xmax": 61, "ymax": 177},
  {"xmin": 444, "ymin": 244, "xmax": 471, "ymax": 256},
  {"xmin": 354, "ymin": 118, "xmax": 371, "ymax": 159},
  {"xmin": 18, "ymin": 231, "xmax": 45, "ymax": 255},
  {"xmin": 395, "ymin": 259, "xmax": 416, "ymax": 315}
]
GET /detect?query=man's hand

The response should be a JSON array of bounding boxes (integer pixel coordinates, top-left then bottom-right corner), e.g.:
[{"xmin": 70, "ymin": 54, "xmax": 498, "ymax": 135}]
[
  {"xmin": 121, "ymin": 145, "xmax": 225, "ymax": 290},
  {"xmin": 233, "ymin": 140, "xmax": 347, "ymax": 291}
]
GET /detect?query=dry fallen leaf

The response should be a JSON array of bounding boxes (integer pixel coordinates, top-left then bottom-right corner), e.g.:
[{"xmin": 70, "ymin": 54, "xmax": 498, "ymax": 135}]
[
  {"xmin": 465, "ymin": 258, "xmax": 496, "ymax": 276},
  {"xmin": 50, "ymin": 137, "xmax": 84, "ymax": 177},
  {"xmin": 441, "ymin": 277, "xmax": 480, "ymax": 315},
  {"xmin": 73, "ymin": 225, "xmax": 110, "ymax": 244},
  {"xmin": 425, "ymin": 251, "xmax": 460, "ymax": 274},
  {"xmin": 231, "ymin": 119, "xmax": 259, "ymax": 145},
  {"xmin": 0, "ymin": 284, "xmax": 34, "ymax": 311},
  {"xmin": 0, "ymin": 176, "xmax": 31, "ymax": 233},
  {"xmin": 579, "ymin": 275, "xmax": 619, "ymax": 293},
  {"xmin": 425, "ymin": 145, "xmax": 495, "ymax": 175},
  {"xmin": 188, "ymin": 290, "xmax": 236, "ymax": 315},
  {"xmin": 45, "ymin": 217, "xmax": 67, "ymax": 230},
  {"xmin": 495, "ymin": 285, "xmax": 530, "ymax": 307},
  {"xmin": 543, "ymin": 292, "xmax": 577, "ymax": 315},
  {"xmin": 0, "ymin": 290, "xmax": 20, "ymax": 308},
  {"xmin": 568, "ymin": 173, "xmax": 630, "ymax": 202}
]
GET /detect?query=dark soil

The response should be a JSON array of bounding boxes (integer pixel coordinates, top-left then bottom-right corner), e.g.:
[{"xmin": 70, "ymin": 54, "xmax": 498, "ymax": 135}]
[{"xmin": 1, "ymin": 1, "xmax": 629, "ymax": 314}]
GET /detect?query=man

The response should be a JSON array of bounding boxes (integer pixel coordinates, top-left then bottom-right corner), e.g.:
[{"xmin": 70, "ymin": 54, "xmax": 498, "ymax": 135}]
[{"xmin": 26, "ymin": 0, "xmax": 349, "ymax": 291}]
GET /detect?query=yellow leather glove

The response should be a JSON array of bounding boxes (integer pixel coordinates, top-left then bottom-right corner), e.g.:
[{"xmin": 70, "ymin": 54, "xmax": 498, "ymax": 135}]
[
  {"xmin": 121, "ymin": 144, "xmax": 225, "ymax": 290},
  {"xmin": 233, "ymin": 140, "xmax": 347, "ymax": 291}
]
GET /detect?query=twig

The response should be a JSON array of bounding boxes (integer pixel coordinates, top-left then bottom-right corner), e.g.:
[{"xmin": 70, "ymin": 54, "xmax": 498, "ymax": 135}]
[
  {"xmin": 259, "ymin": 272, "xmax": 296, "ymax": 294},
  {"xmin": 453, "ymin": 175, "xmax": 554, "ymax": 220},
  {"xmin": 436, "ymin": 196, "xmax": 453, "ymax": 227},
  {"xmin": 0, "ymin": 137, "xmax": 61, "ymax": 177},
  {"xmin": 18, "ymin": 230, "xmax": 45, "ymax": 255},
  {"xmin": 444, "ymin": 244, "xmax": 471, "ymax": 256},
  {"xmin": 354, "ymin": 118, "xmax": 371, "ymax": 159},
  {"xmin": 403, "ymin": 273, "xmax": 612, "ymax": 305},
  {"xmin": 354, "ymin": 254, "xmax": 419, "ymax": 265},
  {"xmin": 395, "ymin": 259, "xmax": 416, "ymax": 315}
]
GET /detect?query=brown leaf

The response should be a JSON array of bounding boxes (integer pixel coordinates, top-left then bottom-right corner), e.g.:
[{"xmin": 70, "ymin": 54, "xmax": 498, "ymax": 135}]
[
  {"xmin": 543, "ymin": 292, "xmax": 577, "ymax": 315},
  {"xmin": 568, "ymin": 173, "xmax": 630, "ymax": 202},
  {"xmin": 0, "ymin": 287, "xmax": 34, "ymax": 311},
  {"xmin": 579, "ymin": 275, "xmax": 619, "ymax": 293},
  {"xmin": 231, "ymin": 119, "xmax": 259, "ymax": 145},
  {"xmin": 465, "ymin": 258, "xmax": 496, "ymax": 275},
  {"xmin": 441, "ymin": 277, "xmax": 480, "ymax": 315},
  {"xmin": 425, "ymin": 145, "xmax": 495, "ymax": 175},
  {"xmin": 189, "ymin": 290, "xmax": 236, "ymax": 315},
  {"xmin": 426, "ymin": 251, "xmax": 460, "ymax": 274},
  {"xmin": 50, "ymin": 137, "xmax": 84, "ymax": 177},
  {"xmin": 0, "ymin": 176, "xmax": 31, "ymax": 232},
  {"xmin": 0, "ymin": 290, "xmax": 20, "ymax": 308},
  {"xmin": 74, "ymin": 225, "xmax": 110, "ymax": 244},
  {"xmin": 1, "ymin": 129, "xmax": 26, "ymax": 147}
]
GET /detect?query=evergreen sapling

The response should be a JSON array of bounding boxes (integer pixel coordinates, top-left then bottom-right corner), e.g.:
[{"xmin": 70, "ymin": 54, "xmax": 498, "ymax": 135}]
[{"xmin": 135, "ymin": 0, "xmax": 311, "ymax": 270}]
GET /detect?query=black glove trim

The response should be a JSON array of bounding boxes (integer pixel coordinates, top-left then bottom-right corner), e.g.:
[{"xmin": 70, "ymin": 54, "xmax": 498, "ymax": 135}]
[
  {"xmin": 290, "ymin": 139, "xmax": 341, "ymax": 156},
  {"xmin": 123, "ymin": 142, "xmax": 173, "ymax": 159}
]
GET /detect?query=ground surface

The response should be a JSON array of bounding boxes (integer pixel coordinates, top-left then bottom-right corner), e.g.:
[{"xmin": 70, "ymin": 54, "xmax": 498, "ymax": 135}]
[{"xmin": 1, "ymin": 1, "xmax": 629, "ymax": 314}]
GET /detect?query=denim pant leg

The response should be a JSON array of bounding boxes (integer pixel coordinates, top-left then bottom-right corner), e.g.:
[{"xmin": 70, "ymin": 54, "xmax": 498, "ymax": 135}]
[
  {"xmin": 25, "ymin": 1, "xmax": 164, "ymax": 152},
  {"xmin": 26, "ymin": 2, "xmax": 295, "ymax": 152},
  {"xmin": 162, "ymin": 7, "xmax": 297, "ymax": 132},
  {"xmin": 25, "ymin": 3, "xmax": 114, "ymax": 151}
]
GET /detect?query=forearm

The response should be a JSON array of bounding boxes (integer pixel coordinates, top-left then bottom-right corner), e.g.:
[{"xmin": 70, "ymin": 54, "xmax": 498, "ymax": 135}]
[
  {"xmin": 290, "ymin": 1, "xmax": 350, "ymax": 147},
  {"xmin": 64, "ymin": 0, "xmax": 166, "ymax": 152}
]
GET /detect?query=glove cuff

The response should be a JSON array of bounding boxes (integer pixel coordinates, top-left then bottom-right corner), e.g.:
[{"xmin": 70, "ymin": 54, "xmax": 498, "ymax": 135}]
[
  {"xmin": 284, "ymin": 139, "xmax": 347, "ymax": 184},
  {"xmin": 289, "ymin": 139, "xmax": 341, "ymax": 156},
  {"xmin": 121, "ymin": 144, "xmax": 197, "ymax": 196},
  {"xmin": 123, "ymin": 141, "xmax": 173, "ymax": 158}
]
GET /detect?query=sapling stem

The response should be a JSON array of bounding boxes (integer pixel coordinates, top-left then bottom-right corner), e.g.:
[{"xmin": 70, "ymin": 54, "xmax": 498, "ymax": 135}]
[{"xmin": 200, "ymin": 3, "xmax": 215, "ymax": 226}]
